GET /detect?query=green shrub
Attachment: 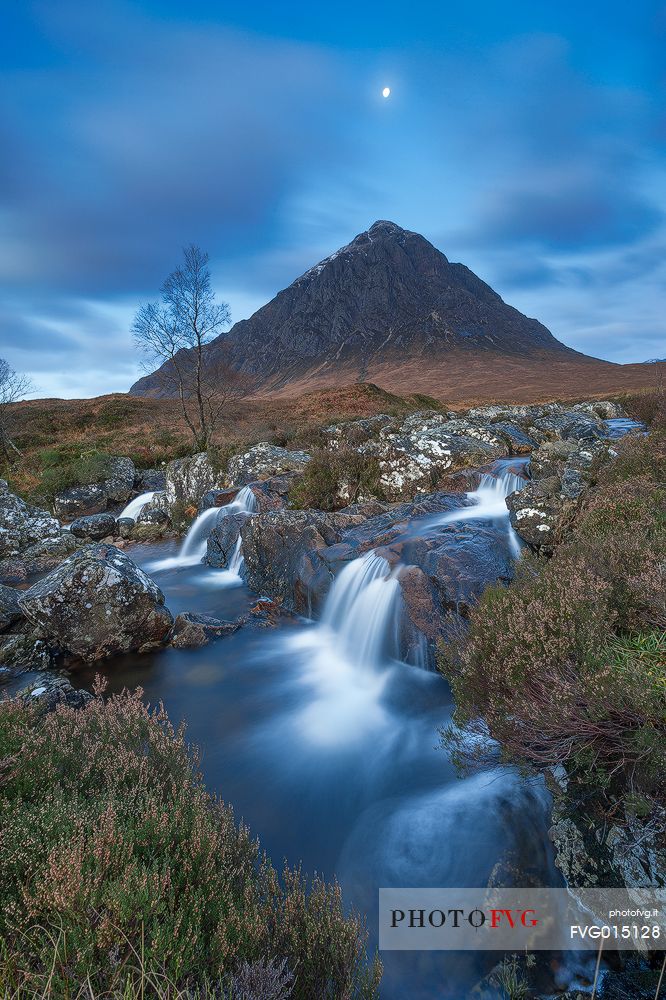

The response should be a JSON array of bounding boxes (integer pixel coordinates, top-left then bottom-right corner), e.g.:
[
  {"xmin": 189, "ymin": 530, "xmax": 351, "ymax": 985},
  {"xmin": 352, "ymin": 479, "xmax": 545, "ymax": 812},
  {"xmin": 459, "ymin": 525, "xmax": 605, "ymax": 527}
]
[
  {"xmin": 0, "ymin": 689, "xmax": 381, "ymax": 999},
  {"xmin": 289, "ymin": 447, "xmax": 384, "ymax": 511},
  {"xmin": 36, "ymin": 448, "xmax": 114, "ymax": 500}
]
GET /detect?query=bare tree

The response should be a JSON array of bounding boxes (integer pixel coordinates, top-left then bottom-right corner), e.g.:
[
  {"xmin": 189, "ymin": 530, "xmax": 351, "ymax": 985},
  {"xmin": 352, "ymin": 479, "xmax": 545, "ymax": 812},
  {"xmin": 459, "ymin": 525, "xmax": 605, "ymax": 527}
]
[
  {"xmin": 0, "ymin": 358, "xmax": 34, "ymax": 459},
  {"xmin": 133, "ymin": 245, "xmax": 245, "ymax": 451}
]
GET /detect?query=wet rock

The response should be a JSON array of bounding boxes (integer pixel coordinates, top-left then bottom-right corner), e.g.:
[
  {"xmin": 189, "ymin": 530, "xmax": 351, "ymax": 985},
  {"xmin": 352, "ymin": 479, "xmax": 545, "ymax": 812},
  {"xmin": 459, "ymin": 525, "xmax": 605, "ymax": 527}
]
[
  {"xmin": 0, "ymin": 480, "xmax": 61, "ymax": 556},
  {"xmin": 69, "ymin": 512, "xmax": 118, "ymax": 540},
  {"xmin": 199, "ymin": 487, "xmax": 239, "ymax": 511},
  {"xmin": 206, "ymin": 511, "xmax": 246, "ymax": 568},
  {"xmin": 165, "ymin": 452, "xmax": 218, "ymax": 509},
  {"xmin": 170, "ymin": 612, "xmax": 243, "ymax": 649},
  {"xmin": 54, "ymin": 483, "xmax": 108, "ymax": 519},
  {"xmin": 117, "ymin": 517, "xmax": 135, "ymax": 539},
  {"xmin": 241, "ymin": 509, "xmax": 364, "ymax": 615},
  {"xmin": 18, "ymin": 544, "xmax": 173, "ymax": 661},
  {"xmin": 227, "ymin": 442, "xmax": 311, "ymax": 486},
  {"xmin": 0, "ymin": 585, "xmax": 22, "ymax": 632},
  {"xmin": 17, "ymin": 673, "xmax": 93, "ymax": 711},
  {"xmin": 506, "ymin": 481, "xmax": 565, "ymax": 550},
  {"xmin": 129, "ymin": 521, "xmax": 171, "ymax": 542},
  {"xmin": 103, "ymin": 456, "xmax": 136, "ymax": 504}
]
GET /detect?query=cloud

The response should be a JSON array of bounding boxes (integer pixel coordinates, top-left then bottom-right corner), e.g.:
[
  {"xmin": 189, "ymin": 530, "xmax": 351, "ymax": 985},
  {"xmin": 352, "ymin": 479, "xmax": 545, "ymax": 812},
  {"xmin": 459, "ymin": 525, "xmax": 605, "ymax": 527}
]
[
  {"xmin": 0, "ymin": 6, "xmax": 663, "ymax": 395},
  {"xmin": 0, "ymin": 2, "xmax": 357, "ymax": 295}
]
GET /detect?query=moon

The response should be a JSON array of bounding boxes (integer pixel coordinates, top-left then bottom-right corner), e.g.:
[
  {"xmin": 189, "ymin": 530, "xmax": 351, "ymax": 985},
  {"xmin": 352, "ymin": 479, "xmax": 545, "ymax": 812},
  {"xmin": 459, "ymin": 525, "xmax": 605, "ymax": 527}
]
[{"xmin": 382, "ymin": 86, "xmax": 391, "ymax": 98}]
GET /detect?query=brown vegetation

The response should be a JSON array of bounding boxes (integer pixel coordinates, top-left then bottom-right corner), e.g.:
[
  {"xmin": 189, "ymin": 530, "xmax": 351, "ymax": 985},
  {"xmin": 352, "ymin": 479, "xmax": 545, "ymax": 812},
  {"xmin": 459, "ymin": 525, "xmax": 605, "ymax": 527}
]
[
  {"xmin": 440, "ymin": 397, "xmax": 666, "ymax": 812},
  {"xmin": 0, "ymin": 687, "xmax": 381, "ymax": 999}
]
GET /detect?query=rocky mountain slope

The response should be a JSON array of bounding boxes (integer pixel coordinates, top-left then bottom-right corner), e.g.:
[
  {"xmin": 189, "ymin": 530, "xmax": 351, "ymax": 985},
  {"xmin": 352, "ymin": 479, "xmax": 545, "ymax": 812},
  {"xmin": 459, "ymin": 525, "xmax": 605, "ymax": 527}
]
[{"xmin": 130, "ymin": 221, "xmax": 654, "ymax": 400}]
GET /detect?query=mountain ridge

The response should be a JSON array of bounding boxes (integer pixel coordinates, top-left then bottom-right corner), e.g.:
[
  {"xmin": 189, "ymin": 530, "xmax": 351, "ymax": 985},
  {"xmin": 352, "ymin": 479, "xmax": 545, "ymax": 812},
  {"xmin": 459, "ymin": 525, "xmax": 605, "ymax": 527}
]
[{"xmin": 131, "ymin": 221, "xmax": 644, "ymax": 401}]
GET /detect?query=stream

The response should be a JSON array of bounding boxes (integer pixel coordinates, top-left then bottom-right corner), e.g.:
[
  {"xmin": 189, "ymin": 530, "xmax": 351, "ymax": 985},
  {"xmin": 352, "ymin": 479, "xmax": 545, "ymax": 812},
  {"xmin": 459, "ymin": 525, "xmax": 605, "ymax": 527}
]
[{"xmin": 70, "ymin": 458, "xmax": 568, "ymax": 999}]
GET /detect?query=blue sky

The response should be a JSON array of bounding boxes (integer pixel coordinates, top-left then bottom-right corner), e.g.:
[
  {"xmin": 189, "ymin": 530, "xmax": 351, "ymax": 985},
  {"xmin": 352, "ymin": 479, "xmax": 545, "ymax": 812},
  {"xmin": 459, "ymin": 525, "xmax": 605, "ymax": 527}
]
[{"xmin": 1, "ymin": 0, "xmax": 664, "ymax": 397}]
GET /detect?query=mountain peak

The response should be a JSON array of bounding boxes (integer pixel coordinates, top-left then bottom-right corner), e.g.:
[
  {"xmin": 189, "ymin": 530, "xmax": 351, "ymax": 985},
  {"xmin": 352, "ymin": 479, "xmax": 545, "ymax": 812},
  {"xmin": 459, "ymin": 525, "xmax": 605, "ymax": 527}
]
[
  {"xmin": 366, "ymin": 219, "xmax": 410, "ymax": 237},
  {"xmin": 131, "ymin": 222, "xmax": 576, "ymax": 398}
]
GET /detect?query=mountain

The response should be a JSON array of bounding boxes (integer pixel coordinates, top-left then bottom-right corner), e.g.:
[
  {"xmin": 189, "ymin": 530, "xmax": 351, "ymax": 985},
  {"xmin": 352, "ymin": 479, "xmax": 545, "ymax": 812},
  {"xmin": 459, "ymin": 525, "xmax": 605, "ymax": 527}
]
[{"xmin": 130, "ymin": 221, "xmax": 653, "ymax": 402}]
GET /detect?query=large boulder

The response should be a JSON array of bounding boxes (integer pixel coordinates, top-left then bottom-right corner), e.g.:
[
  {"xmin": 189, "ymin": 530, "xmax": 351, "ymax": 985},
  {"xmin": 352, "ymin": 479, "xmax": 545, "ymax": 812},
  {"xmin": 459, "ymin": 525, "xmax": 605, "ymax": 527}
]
[
  {"xmin": 227, "ymin": 443, "xmax": 311, "ymax": 486},
  {"xmin": 0, "ymin": 480, "xmax": 61, "ymax": 557},
  {"xmin": 18, "ymin": 544, "xmax": 173, "ymax": 661},
  {"xmin": 54, "ymin": 483, "xmax": 108, "ymax": 519},
  {"xmin": 361, "ymin": 412, "xmax": 507, "ymax": 500},
  {"xmin": 69, "ymin": 513, "xmax": 117, "ymax": 540},
  {"xmin": 165, "ymin": 453, "xmax": 218, "ymax": 509},
  {"xmin": 241, "ymin": 510, "xmax": 364, "ymax": 614},
  {"xmin": 102, "ymin": 456, "xmax": 136, "ymax": 504}
]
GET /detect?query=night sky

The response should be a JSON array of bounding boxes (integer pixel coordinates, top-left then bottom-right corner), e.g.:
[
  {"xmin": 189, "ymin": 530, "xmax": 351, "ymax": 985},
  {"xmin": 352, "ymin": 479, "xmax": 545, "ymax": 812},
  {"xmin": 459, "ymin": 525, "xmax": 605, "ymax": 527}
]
[{"xmin": 1, "ymin": 1, "xmax": 664, "ymax": 397}]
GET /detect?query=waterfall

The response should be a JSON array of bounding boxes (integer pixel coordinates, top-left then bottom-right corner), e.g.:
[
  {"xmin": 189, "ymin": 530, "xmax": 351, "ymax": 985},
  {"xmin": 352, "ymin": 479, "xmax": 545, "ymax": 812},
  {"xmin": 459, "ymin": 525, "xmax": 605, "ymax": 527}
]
[
  {"xmin": 321, "ymin": 551, "xmax": 401, "ymax": 671},
  {"xmin": 147, "ymin": 485, "xmax": 257, "ymax": 573},
  {"xmin": 438, "ymin": 462, "xmax": 527, "ymax": 558},
  {"xmin": 286, "ymin": 550, "xmax": 401, "ymax": 747},
  {"xmin": 177, "ymin": 507, "xmax": 222, "ymax": 564},
  {"xmin": 119, "ymin": 491, "xmax": 156, "ymax": 520}
]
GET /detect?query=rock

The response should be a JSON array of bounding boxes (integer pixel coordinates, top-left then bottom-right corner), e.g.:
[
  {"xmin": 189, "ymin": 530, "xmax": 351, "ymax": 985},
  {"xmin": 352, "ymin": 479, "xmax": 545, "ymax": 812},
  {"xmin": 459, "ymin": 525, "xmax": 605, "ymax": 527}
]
[
  {"xmin": 135, "ymin": 468, "xmax": 166, "ymax": 491},
  {"xmin": 69, "ymin": 513, "xmax": 118, "ymax": 540},
  {"xmin": 361, "ymin": 412, "xmax": 507, "ymax": 500},
  {"xmin": 0, "ymin": 630, "xmax": 55, "ymax": 670},
  {"xmin": 506, "ymin": 482, "xmax": 564, "ymax": 550},
  {"xmin": 532, "ymin": 410, "xmax": 605, "ymax": 442},
  {"xmin": 199, "ymin": 488, "xmax": 240, "ymax": 511},
  {"xmin": 170, "ymin": 612, "xmax": 243, "ymax": 649},
  {"xmin": 19, "ymin": 533, "xmax": 79, "ymax": 572},
  {"xmin": 206, "ymin": 511, "xmax": 247, "ymax": 568},
  {"xmin": 165, "ymin": 453, "xmax": 218, "ymax": 509},
  {"xmin": 247, "ymin": 474, "xmax": 298, "ymax": 512},
  {"xmin": 17, "ymin": 673, "xmax": 93, "ymax": 711},
  {"xmin": 0, "ymin": 480, "xmax": 61, "ymax": 557},
  {"xmin": 103, "ymin": 456, "xmax": 136, "ymax": 503},
  {"xmin": 54, "ymin": 483, "xmax": 108, "ymax": 519},
  {"xmin": 117, "ymin": 517, "xmax": 135, "ymax": 539},
  {"xmin": 0, "ymin": 585, "xmax": 22, "ymax": 632},
  {"xmin": 573, "ymin": 400, "xmax": 625, "ymax": 420},
  {"xmin": 241, "ymin": 510, "xmax": 364, "ymax": 615},
  {"xmin": 227, "ymin": 443, "xmax": 311, "ymax": 486},
  {"xmin": 488, "ymin": 422, "xmax": 537, "ymax": 453},
  {"xmin": 18, "ymin": 544, "xmax": 173, "ymax": 661},
  {"xmin": 0, "ymin": 559, "xmax": 28, "ymax": 585},
  {"xmin": 137, "ymin": 507, "xmax": 169, "ymax": 524}
]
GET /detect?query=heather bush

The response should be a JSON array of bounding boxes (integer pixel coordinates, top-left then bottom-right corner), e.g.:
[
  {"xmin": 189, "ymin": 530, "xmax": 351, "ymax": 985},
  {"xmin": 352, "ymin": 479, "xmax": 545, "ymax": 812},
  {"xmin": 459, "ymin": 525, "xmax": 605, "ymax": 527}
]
[
  {"xmin": 0, "ymin": 689, "xmax": 381, "ymax": 999},
  {"xmin": 440, "ymin": 429, "xmax": 666, "ymax": 799},
  {"xmin": 289, "ymin": 446, "xmax": 384, "ymax": 510},
  {"xmin": 620, "ymin": 382, "xmax": 666, "ymax": 431}
]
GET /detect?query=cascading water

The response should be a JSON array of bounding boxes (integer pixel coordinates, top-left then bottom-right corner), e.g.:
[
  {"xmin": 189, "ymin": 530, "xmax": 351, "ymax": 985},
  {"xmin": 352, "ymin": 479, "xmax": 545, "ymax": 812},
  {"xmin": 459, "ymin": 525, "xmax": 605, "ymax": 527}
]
[
  {"xmin": 119, "ymin": 491, "xmax": 156, "ymax": 520},
  {"xmin": 285, "ymin": 551, "xmax": 403, "ymax": 747},
  {"xmin": 321, "ymin": 552, "xmax": 401, "ymax": 670},
  {"xmin": 438, "ymin": 460, "xmax": 527, "ymax": 558},
  {"xmin": 147, "ymin": 485, "xmax": 257, "ymax": 573}
]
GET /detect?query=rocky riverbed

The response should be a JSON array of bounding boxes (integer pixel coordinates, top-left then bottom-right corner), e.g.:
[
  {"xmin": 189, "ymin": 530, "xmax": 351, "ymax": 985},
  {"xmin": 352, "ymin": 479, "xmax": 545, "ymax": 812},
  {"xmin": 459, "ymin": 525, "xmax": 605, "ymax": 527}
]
[{"xmin": 0, "ymin": 398, "xmax": 655, "ymax": 999}]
